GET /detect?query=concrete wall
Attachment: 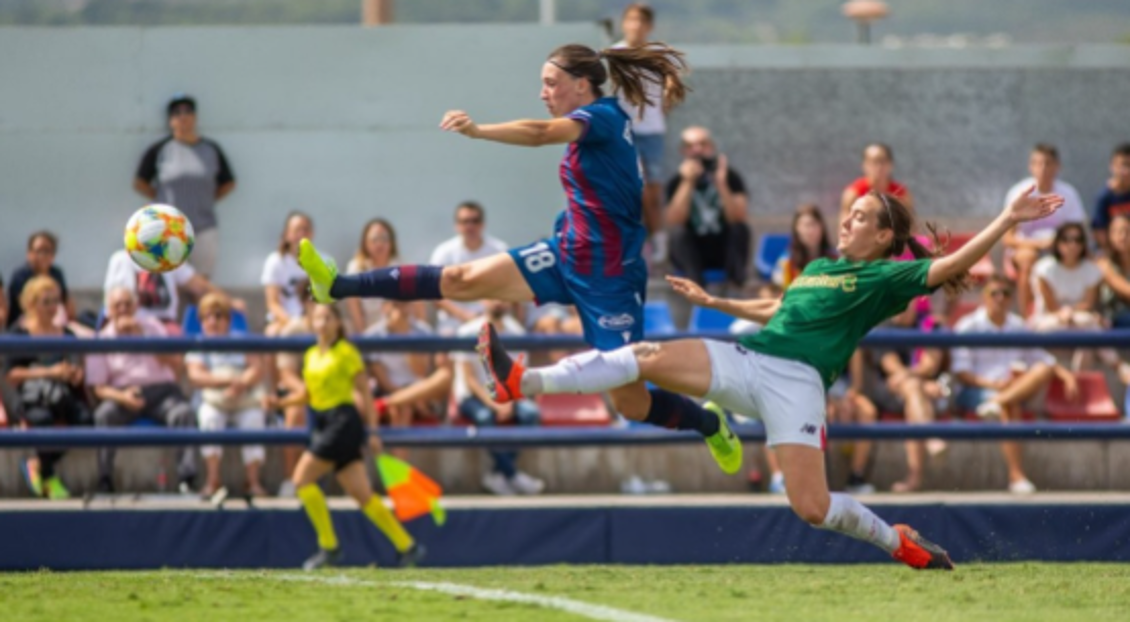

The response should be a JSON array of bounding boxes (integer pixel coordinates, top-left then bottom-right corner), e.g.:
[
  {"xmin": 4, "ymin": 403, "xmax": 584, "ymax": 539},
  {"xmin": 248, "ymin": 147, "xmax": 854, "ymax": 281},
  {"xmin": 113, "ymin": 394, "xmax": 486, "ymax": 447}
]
[
  {"xmin": 3, "ymin": 30, "xmax": 1130, "ymax": 290},
  {"xmin": 0, "ymin": 25, "xmax": 605, "ymax": 288}
]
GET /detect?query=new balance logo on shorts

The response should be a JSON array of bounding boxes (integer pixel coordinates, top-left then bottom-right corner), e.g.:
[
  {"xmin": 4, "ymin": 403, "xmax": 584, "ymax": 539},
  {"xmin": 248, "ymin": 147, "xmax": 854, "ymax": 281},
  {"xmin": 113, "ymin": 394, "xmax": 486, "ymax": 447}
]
[
  {"xmin": 800, "ymin": 424, "xmax": 818, "ymax": 435},
  {"xmin": 734, "ymin": 344, "xmax": 748, "ymax": 355}
]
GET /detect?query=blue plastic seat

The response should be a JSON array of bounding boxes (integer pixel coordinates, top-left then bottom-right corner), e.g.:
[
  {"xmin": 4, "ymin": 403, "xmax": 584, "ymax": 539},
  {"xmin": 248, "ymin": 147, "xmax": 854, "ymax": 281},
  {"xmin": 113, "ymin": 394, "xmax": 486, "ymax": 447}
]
[
  {"xmin": 689, "ymin": 306, "xmax": 735, "ymax": 333},
  {"xmin": 182, "ymin": 304, "xmax": 249, "ymax": 336},
  {"xmin": 643, "ymin": 301, "xmax": 677, "ymax": 336},
  {"xmin": 701, "ymin": 269, "xmax": 728, "ymax": 286},
  {"xmin": 754, "ymin": 234, "xmax": 791, "ymax": 281}
]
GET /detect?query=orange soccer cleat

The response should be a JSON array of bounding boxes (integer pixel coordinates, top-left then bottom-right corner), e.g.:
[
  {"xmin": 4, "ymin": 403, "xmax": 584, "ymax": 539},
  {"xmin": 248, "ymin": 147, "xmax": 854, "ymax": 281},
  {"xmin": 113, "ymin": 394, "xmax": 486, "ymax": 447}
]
[{"xmin": 892, "ymin": 524, "xmax": 955, "ymax": 570}]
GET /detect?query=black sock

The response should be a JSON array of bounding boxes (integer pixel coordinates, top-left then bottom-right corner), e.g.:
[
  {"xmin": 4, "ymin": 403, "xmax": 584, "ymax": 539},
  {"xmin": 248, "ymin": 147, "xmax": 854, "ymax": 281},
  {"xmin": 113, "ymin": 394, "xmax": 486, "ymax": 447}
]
[
  {"xmin": 330, "ymin": 265, "xmax": 444, "ymax": 300},
  {"xmin": 643, "ymin": 389, "xmax": 720, "ymax": 437}
]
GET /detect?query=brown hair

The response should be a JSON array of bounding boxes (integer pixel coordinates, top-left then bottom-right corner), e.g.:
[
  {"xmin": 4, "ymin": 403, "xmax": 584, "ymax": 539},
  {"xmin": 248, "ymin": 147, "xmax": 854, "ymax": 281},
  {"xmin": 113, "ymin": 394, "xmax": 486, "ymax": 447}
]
[
  {"xmin": 547, "ymin": 42, "xmax": 688, "ymax": 116},
  {"xmin": 622, "ymin": 2, "xmax": 655, "ymax": 24},
  {"xmin": 316, "ymin": 303, "xmax": 347, "ymax": 345},
  {"xmin": 788, "ymin": 204, "xmax": 834, "ymax": 272},
  {"xmin": 19, "ymin": 275, "xmax": 60, "ymax": 314},
  {"xmin": 871, "ymin": 191, "xmax": 969, "ymax": 295},
  {"xmin": 277, "ymin": 211, "xmax": 313, "ymax": 256},
  {"xmin": 1032, "ymin": 142, "xmax": 1060, "ymax": 163},
  {"xmin": 455, "ymin": 200, "xmax": 485, "ymax": 221},
  {"xmin": 1108, "ymin": 214, "xmax": 1130, "ymax": 268},
  {"xmin": 354, "ymin": 218, "xmax": 399, "ymax": 268},
  {"xmin": 863, "ymin": 142, "xmax": 894, "ymax": 162},
  {"xmin": 198, "ymin": 292, "xmax": 231, "ymax": 319},
  {"xmin": 1051, "ymin": 222, "xmax": 1089, "ymax": 263},
  {"xmin": 27, "ymin": 230, "xmax": 58, "ymax": 253}
]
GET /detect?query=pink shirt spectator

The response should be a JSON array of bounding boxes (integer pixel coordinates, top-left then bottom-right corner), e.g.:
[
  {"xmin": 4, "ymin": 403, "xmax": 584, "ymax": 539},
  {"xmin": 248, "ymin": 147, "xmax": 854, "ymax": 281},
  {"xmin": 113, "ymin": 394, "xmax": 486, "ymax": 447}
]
[{"xmin": 85, "ymin": 315, "xmax": 177, "ymax": 388}]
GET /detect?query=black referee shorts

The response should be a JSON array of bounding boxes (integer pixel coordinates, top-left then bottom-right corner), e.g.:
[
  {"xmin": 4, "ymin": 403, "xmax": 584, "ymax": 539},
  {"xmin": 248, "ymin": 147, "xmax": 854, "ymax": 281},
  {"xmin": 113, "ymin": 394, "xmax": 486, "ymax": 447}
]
[{"xmin": 308, "ymin": 404, "xmax": 366, "ymax": 471}]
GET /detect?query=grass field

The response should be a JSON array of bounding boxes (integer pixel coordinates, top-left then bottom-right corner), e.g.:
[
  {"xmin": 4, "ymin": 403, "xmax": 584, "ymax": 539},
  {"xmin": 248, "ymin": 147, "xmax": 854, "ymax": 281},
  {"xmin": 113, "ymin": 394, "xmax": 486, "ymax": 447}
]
[{"xmin": 4, "ymin": 564, "xmax": 1129, "ymax": 622}]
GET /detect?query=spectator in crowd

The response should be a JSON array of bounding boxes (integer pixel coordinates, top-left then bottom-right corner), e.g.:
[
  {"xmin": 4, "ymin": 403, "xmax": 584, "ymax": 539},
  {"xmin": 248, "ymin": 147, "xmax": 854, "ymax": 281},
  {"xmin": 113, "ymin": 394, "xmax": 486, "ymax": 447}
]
[
  {"xmin": 772, "ymin": 204, "xmax": 836, "ymax": 288},
  {"xmin": 345, "ymin": 218, "xmax": 402, "ymax": 333},
  {"xmin": 7, "ymin": 231, "xmax": 76, "ymax": 329},
  {"xmin": 186, "ymin": 293, "xmax": 267, "ymax": 498},
  {"xmin": 840, "ymin": 143, "xmax": 914, "ymax": 225},
  {"xmin": 429, "ymin": 201, "xmax": 509, "ymax": 334},
  {"xmin": 103, "ymin": 247, "xmax": 223, "ymax": 332},
  {"xmin": 866, "ymin": 301, "xmax": 950, "ymax": 493},
  {"xmin": 5, "ymin": 276, "xmax": 89, "ymax": 499},
  {"xmin": 455, "ymin": 300, "xmax": 546, "ymax": 496},
  {"xmin": 616, "ymin": 2, "xmax": 668, "ymax": 263},
  {"xmin": 364, "ymin": 301, "xmax": 437, "ymax": 434},
  {"xmin": 665, "ymin": 126, "xmax": 750, "ymax": 287},
  {"xmin": 0, "ymin": 275, "xmax": 7, "ymax": 330},
  {"xmin": 524, "ymin": 303, "xmax": 583, "ymax": 364},
  {"xmin": 87, "ymin": 287, "xmax": 197, "ymax": 494},
  {"xmin": 1091, "ymin": 143, "xmax": 1130, "ymax": 251},
  {"xmin": 1029, "ymin": 223, "xmax": 1103, "ymax": 333},
  {"xmin": 271, "ymin": 280, "xmax": 317, "ymax": 498},
  {"xmin": 1002, "ymin": 144, "xmax": 1088, "ymax": 314},
  {"xmin": 133, "ymin": 93, "xmax": 236, "ymax": 279},
  {"xmin": 825, "ymin": 350, "xmax": 877, "ymax": 495},
  {"xmin": 952, "ymin": 275, "xmax": 1077, "ymax": 494},
  {"xmin": 1098, "ymin": 214, "xmax": 1130, "ymax": 328},
  {"xmin": 263, "ymin": 211, "xmax": 315, "ymax": 335}
]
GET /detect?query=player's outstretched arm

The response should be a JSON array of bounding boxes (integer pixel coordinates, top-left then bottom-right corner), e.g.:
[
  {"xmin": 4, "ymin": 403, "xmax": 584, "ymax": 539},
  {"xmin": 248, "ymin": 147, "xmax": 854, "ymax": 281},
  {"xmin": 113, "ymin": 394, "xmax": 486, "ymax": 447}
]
[
  {"xmin": 666, "ymin": 276, "xmax": 781, "ymax": 325},
  {"xmin": 927, "ymin": 185, "xmax": 1064, "ymax": 289},
  {"xmin": 440, "ymin": 110, "xmax": 582, "ymax": 147}
]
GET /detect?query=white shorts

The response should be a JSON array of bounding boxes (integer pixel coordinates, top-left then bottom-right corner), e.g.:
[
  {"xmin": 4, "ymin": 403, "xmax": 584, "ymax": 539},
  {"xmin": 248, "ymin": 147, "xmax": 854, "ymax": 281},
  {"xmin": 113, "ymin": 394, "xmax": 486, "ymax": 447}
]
[{"xmin": 702, "ymin": 339, "xmax": 827, "ymax": 449}]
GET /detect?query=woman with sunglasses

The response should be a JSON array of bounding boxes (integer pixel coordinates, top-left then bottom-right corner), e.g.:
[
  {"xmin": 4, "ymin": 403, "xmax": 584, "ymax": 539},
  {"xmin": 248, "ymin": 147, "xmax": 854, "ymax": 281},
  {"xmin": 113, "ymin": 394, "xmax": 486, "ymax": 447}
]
[
  {"xmin": 479, "ymin": 187, "xmax": 1063, "ymax": 570},
  {"xmin": 296, "ymin": 44, "xmax": 747, "ymax": 472}
]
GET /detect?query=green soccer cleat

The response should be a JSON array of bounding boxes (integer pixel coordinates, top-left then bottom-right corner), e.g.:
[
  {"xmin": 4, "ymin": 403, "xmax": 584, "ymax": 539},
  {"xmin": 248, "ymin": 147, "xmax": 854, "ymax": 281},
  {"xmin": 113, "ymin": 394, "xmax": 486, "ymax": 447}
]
[
  {"xmin": 703, "ymin": 402, "xmax": 742, "ymax": 475},
  {"xmin": 46, "ymin": 476, "xmax": 71, "ymax": 500},
  {"xmin": 297, "ymin": 239, "xmax": 338, "ymax": 304}
]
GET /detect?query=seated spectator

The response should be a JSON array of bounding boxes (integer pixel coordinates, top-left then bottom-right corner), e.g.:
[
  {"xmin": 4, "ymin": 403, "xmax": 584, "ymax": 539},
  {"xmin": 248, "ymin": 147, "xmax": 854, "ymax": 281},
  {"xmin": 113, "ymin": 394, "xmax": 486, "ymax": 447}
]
[
  {"xmin": 1002, "ymin": 144, "xmax": 1088, "ymax": 313},
  {"xmin": 825, "ymin": 351, "xmax": 877, "ymax": 495},
  {"xmin": 665, "ymin": 126, "xmax": 750, "ymax": 287},
  {"xmin": 772, "ymin": 204, "xmax": 836, "ymax": 288},
  {"xmin": 952, "ymin": 275, "xmax": 1077, "ymax": 494},
  {"xmin": 263, "ymin": 211, "xmax": 315, "ymax": 335},
  {"xmin": 840, "ymin": 143, "xmax": 914, "ymax": 225},
  {"xmin": 1098, "ymin": 214, "xmax": 1130, "ymax": 328},
  {"xmin": 430, "ymin": 201, "xmax": 509, "ymax": 334},
  {"xmin": 271, "ymin": 280, "xmax": 316, "ymax": 497},
  {"xmin": 1090, "ymin": 142, "xmax": 1130, "ymax": 251},
  {"xmin": 7, "ymin": 231, "xmax": 76, "ymax": 329},
  {"xmin": 345, "ymin": 218, "xmax": 423, "ymax": 333},
  {"xmin": 364, "ymin": 301, "xmax": 437, "ymax": 433},
  {"xmin": 103, "ymin": 248, "xmax": 221, "ymax": 333},
  {"xmin": 866, "ymin": 301, "xmax": 950, "ymax": 493},
  {"xmin": 5, "ymin": 276, "xmax": 89, "ymax": 499},
  {"xmin": 524, "ymin": 303, "xmax": 583, "ymax": 364},
  {"xmin": 0, "ymin": 275, "xmax": 7, "ymax": 330},
  {"xmin": 455, "ymin": 300, "xmax": 545, "ymax": 495},
  {"xmin": 87, "ymin": 287, "xmax": 197, "ymax": 494},
  {"xmin": 186, "ymin": 293, "xmax": 267, "ymax": 498}
]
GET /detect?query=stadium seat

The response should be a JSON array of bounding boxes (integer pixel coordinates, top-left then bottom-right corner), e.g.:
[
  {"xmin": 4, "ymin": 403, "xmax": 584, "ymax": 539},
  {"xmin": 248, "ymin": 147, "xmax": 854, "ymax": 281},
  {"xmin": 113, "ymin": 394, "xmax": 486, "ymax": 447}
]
[
  {"xmin": 689, "ymin": 306, "xmax": 735, "ymax": 333},
  {"xmin": 535, "ymin": 393, "xmax": 612, "ymax": 427},
  {"xmin": 643, "ymin": 301, "xmax": 677, "ymax": 336},
  {"xmin": 754, "ymin": 233, "xmax": 790, "ymax": 281},
  {"xmin": 1046, "ymin": 372, "xmax": 1121, "ymax": 422},
  {"xmin": 182, "ymin": 304, "xmax": 249, "ymax": 336},
  {"xmin": 701, "ymin": 269, "xmax": 727, "ymax": 286}
]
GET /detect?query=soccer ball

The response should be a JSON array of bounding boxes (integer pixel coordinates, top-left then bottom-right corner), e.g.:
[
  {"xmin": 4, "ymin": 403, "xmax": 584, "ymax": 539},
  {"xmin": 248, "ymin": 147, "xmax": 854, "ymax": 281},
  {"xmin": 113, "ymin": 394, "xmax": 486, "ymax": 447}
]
[{"xmin": 124, "ymin": 204, "xmax": 195, "ymax": 273}]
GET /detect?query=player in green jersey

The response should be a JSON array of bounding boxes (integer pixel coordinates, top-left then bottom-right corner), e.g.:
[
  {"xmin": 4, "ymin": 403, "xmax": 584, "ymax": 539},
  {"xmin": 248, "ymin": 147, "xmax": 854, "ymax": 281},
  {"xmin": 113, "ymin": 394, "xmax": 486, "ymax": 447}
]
[{"xmin": 477, "ymin": 186, "xmax": 1063, "ymax": 570}]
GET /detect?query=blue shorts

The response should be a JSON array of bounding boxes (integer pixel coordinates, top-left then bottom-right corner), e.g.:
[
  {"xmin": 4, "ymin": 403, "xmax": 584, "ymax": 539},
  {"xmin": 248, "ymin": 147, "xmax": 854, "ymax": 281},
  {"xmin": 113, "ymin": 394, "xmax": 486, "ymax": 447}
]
[
  {"xmin": 634, "ymin": 133, "xmax": 665, "ymax": 182},
  {"xmin": 956, "ymin": 387, "xmax": 997, "ymax": 412},
  {"xmin": 509, "ymin": 238, "xmax": 647, "ymax": 351}
]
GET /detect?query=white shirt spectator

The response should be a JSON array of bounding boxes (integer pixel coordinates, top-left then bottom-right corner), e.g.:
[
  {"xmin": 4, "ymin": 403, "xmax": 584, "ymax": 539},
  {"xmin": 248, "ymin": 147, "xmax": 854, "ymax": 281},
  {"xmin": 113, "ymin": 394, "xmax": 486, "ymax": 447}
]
[
  {"xmin": 1005, "ymin": 178, "xmax": 1087, "ymax": 241},
  {"xmin": 453, "ymin": 315, "xmax": 526, "ymax": 403},
  {"xmin": 1030, "ymin": 255, "xmax": 1103, "ymax": 316},
  {"xmin": 103, "ymin": 249, "xmax": 195, "ymax": 324},
  {"xmin": 952, "ymin": 307, "xmax": 1056, "ymax": 384},
  {"xmin": 260, "ymin": 251, "xmax": 307, "ymax": 321},
  {"xmin": 429, "ymin": 234, "xmax": 509, "ymax": 333},
  {"xmin": 613, "ymin": 41, "xmax": 665, "ymax": 135},
  {"xmin": 363, "ymin": 317, "xmax": 433, "ymax": 392}
]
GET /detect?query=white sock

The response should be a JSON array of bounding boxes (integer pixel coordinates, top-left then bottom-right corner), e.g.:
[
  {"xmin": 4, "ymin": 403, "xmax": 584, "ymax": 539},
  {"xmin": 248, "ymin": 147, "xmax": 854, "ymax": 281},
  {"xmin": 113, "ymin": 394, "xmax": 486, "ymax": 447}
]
[
  {"xmin": 818, "ymin": 493, "xmax": 900, "ymax": 554},
  {"xmin": 521, "ymin": 347, "xmax": 640, "ymax": 396}
]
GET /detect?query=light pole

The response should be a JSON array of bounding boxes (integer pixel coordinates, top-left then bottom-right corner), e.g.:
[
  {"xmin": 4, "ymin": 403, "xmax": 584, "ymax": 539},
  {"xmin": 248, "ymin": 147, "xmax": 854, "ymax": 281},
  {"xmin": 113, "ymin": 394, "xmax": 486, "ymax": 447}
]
[{"xmin": 842, "ymin": 0, "xmax": 890, "ymax": 45}]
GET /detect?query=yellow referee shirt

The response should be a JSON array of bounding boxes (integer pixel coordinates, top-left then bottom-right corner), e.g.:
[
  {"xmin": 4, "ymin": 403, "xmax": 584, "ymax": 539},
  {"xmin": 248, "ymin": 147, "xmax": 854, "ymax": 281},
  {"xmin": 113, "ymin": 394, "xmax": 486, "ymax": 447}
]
[{"xmin": 303, "ymin": 340, "xmax": 365, "ymax": 412}]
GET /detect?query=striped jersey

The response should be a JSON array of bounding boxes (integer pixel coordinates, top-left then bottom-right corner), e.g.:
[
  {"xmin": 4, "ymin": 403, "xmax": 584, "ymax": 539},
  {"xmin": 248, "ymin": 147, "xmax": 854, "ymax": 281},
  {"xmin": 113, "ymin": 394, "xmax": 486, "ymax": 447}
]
[{"xmin": 556, "ymin": 97, "xmax": 645, "ymax": 280}]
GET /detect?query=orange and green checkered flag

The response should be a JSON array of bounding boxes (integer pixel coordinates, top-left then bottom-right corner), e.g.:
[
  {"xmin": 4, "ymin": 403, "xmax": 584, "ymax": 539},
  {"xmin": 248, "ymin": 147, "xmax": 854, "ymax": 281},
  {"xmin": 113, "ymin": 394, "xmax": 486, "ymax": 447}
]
[{"xmin": 376, "ymin": 454, "xmax": 446, "ymax": 526}]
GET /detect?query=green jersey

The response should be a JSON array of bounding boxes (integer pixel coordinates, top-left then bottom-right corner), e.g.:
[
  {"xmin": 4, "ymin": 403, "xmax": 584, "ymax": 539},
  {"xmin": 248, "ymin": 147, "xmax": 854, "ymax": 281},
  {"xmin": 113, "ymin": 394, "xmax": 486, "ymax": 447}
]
[{"xmin": 740, "ymin": 257, "xmax": 936, "ymax": 388}]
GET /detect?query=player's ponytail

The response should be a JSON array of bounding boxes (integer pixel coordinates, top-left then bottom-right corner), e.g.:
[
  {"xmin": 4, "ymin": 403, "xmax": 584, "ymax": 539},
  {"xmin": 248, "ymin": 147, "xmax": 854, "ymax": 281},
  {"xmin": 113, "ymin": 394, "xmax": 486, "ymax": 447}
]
[
  {"xmin": 873, "ymin": 191, "xmax": 971, "ymax": 296},
  {"xmin": 547, "ymin": 43, "xmax": 689, "ymax": 117}
]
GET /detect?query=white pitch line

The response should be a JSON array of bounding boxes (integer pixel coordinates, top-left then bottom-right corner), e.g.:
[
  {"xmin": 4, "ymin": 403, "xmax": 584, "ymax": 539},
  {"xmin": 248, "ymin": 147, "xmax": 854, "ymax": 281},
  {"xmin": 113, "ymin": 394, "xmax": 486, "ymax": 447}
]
[{"xmin": 193, "ymin": 572, "xmax": 677, "ymax": 622}]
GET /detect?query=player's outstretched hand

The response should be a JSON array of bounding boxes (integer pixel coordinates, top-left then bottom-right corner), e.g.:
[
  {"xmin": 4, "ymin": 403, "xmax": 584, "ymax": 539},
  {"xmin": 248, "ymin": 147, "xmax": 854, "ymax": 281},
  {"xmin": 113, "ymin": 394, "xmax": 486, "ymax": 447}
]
[
  {"xmin": 440, "ymin": 110, "xmax": 480, "ymax": 138},
  {"xmin": 666, "ymin": 275, "xmax": 714, "ymax": 307},
  {"xmin": 1006, "ymin": 184, "xmax": 1064, "ymax": 224}
]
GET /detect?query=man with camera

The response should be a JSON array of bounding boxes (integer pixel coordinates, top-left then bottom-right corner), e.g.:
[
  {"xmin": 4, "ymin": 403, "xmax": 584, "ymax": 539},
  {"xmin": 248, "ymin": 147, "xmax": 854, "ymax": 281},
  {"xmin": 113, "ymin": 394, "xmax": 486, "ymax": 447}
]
[{"xmin": 665, "ymin": 126, "xmax": 750, "ymax": 287}]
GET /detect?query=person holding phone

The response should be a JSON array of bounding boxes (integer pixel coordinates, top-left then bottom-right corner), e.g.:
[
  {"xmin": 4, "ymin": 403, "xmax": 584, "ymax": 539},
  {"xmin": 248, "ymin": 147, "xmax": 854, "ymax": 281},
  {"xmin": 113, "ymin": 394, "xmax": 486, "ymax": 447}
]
[{"xmin": 665, "ymin": 126, "xmax": 750, "ymax": 287}]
